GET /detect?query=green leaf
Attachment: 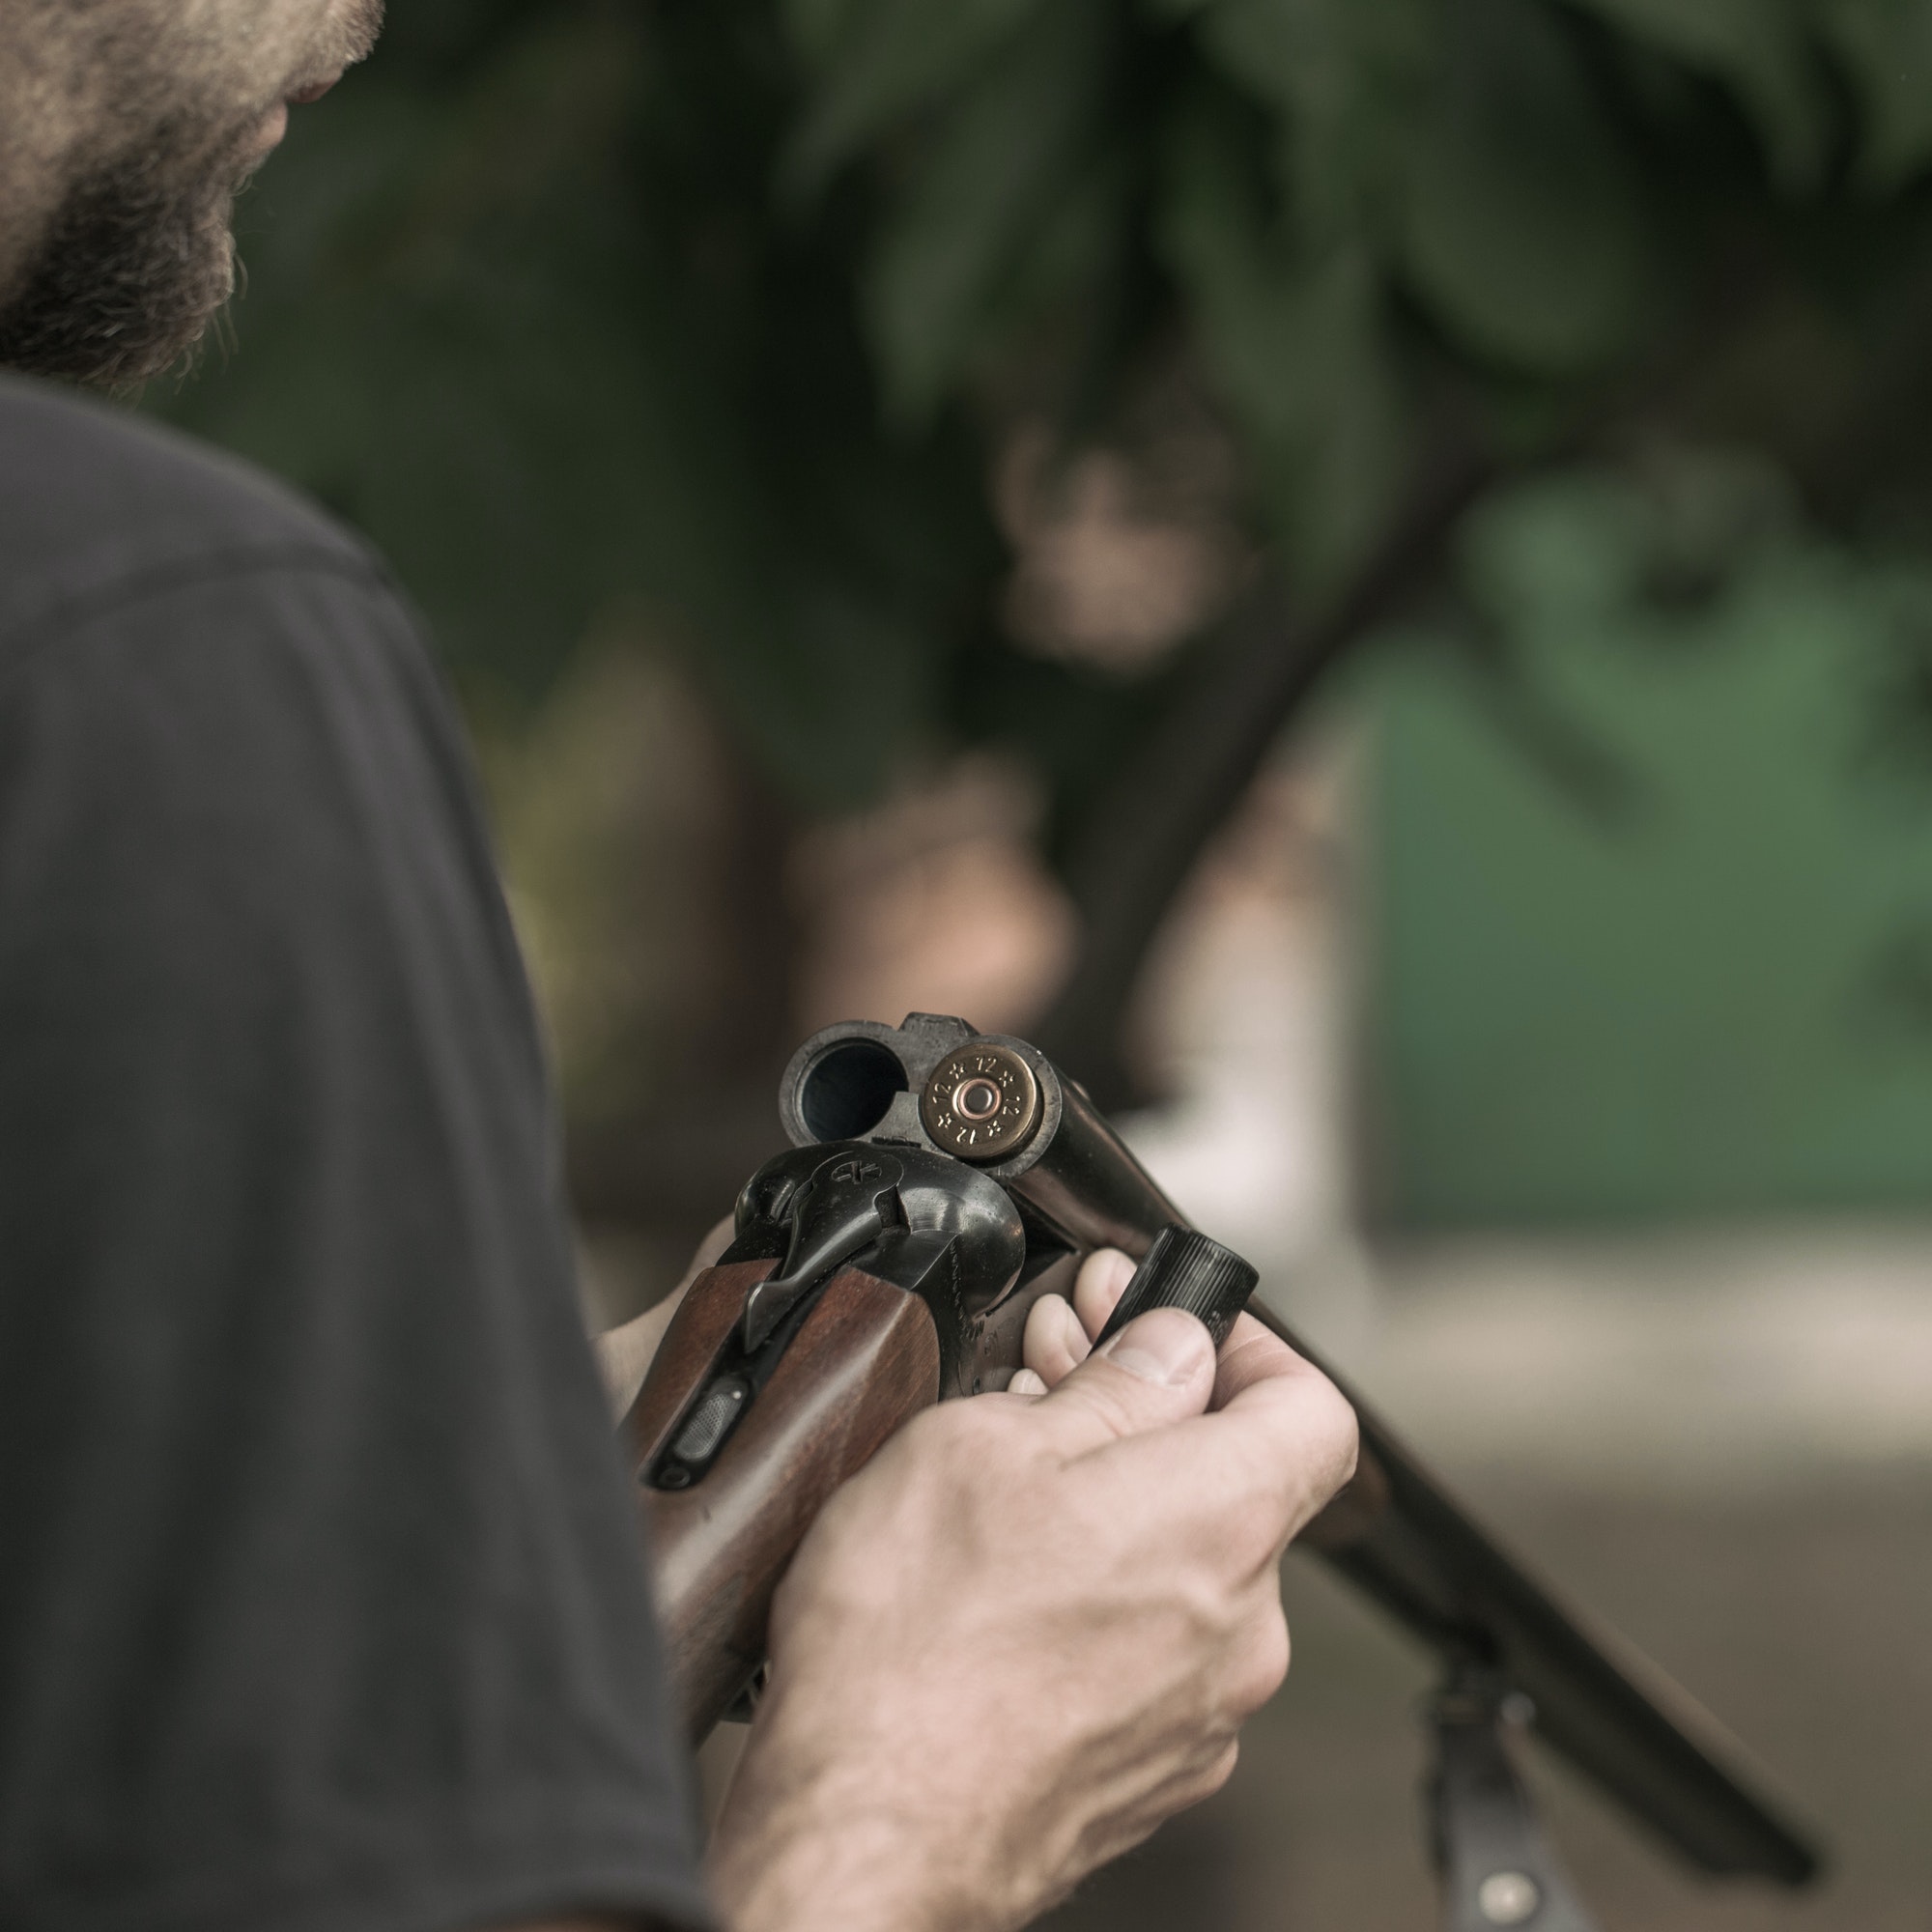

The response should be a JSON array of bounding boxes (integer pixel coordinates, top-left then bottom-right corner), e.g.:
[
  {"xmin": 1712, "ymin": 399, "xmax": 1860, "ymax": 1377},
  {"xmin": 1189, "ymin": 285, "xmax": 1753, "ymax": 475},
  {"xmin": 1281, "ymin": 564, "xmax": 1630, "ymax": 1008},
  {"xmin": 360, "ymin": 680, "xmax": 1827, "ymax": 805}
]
[
  {"xmin": 1159, "ymin": 95, "xmax": 1404, "ymax": 583},
  {"xmin": 1195, "ymin": 0, "xmax": 1435, "ymax": 242},
  {"xmin": 1569, "ymin": 0, "xmax": 1829, "ymax": 190},
  {"xmin": 783, "ymin": 0, "xmax": 870, "ymax": 63},
  {"xmin": 1816, "ymin": 0, "xmax": 1932, "ymax": 189},
  {"xmin": 863, "ymin": 0, "xmax": 1113, "ymax": 427},
  {"xmin": 1399, "ymin": 0, "xmax": 1650, "ymax": 374},
  {"xmin": 783, "ymin": 0, "xmax": 1047, "ymax": 191}
]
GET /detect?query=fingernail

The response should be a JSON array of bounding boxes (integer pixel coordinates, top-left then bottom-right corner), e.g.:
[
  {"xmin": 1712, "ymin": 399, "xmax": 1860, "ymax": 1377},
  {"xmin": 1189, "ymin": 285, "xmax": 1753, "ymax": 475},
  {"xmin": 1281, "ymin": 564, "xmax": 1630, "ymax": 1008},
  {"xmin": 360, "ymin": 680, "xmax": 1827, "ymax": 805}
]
[{"xmin": 1097, "ymin": 1310, "xmax": 1211, "ymax": 1387}]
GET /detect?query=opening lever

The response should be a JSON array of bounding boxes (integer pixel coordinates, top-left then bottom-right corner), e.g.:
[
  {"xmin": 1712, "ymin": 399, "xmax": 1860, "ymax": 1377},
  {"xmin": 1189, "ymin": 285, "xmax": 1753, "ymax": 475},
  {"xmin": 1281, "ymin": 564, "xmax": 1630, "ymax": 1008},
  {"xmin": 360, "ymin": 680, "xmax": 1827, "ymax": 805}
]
[{"xmin": 740, "ymin": 1150, "xmax": 906, "ymax": 1350}]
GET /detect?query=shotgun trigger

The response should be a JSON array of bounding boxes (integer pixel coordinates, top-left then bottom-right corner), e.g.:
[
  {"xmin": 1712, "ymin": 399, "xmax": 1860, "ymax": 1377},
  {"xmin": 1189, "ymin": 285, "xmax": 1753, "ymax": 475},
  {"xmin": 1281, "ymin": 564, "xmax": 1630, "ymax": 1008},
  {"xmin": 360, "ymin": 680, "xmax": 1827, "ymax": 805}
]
[{"xmin": 740, "ymin": 1150, "xmax": 907, "ymax": 1351}]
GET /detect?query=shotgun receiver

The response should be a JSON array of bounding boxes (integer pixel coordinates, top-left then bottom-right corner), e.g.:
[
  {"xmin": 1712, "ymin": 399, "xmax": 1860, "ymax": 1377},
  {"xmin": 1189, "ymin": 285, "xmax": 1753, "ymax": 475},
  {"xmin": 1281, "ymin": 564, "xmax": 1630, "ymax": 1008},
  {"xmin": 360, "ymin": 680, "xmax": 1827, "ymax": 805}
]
[{"xmin": 623, "ymin": 1013, "xmax": 1820, "ymax": 1910}]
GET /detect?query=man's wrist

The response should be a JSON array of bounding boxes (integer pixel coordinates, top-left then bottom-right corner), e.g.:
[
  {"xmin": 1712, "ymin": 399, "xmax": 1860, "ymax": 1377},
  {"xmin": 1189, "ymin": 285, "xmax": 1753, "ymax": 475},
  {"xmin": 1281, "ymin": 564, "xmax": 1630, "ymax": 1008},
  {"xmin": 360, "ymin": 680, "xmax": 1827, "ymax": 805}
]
[
  {"xmin": 714, "ymin": 1809, "xmax": 952, "ymax": 1932},
  {"xmin": 709, "ymin": 1726, "xmax": 993, "ymax": 1932}
]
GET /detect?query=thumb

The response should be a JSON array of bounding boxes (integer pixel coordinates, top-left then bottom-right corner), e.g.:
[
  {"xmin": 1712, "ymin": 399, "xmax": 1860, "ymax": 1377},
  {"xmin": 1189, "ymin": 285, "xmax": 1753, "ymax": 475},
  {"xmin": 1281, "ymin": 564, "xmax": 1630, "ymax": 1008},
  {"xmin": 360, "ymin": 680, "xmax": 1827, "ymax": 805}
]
[{"xmin": 1029, "ymin": 1306, "xmax": 1217, "ymax": 1453}]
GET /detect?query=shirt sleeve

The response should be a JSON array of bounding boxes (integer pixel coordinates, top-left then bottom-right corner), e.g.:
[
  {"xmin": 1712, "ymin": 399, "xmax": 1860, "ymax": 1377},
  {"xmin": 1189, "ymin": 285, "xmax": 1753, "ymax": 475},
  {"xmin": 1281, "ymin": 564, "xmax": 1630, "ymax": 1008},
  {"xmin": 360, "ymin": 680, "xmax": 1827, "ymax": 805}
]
[{"xmin": 0, "ymin": 556, "xmax": 709, "ymax": 1932}]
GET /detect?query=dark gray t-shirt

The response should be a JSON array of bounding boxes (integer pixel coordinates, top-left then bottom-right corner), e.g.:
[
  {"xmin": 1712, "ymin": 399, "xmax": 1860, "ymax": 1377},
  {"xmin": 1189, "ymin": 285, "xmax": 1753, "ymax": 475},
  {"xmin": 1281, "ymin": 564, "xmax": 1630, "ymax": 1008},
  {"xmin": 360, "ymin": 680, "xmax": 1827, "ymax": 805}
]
[{"xmin": 0, "ymin": 375, "xmax": 705, "ymax": 1932}]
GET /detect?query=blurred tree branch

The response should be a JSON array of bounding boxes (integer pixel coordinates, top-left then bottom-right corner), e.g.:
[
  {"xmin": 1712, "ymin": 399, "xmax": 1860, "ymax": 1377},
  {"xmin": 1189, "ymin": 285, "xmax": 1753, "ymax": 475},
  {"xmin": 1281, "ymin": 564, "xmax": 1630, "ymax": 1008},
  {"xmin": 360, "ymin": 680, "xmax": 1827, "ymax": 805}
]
[{"xmin": 1037, "ymin": 434, "xmax": 1499, "ymax": 1097}]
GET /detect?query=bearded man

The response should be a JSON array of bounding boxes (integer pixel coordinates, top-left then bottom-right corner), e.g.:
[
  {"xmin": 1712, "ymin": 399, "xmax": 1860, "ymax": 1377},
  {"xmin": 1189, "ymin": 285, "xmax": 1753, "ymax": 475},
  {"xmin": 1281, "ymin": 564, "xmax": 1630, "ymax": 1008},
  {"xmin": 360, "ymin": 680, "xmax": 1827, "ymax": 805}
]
[{"xmin": 0, "ymin": 8, "xmax": 1357, "ymax": 1932}]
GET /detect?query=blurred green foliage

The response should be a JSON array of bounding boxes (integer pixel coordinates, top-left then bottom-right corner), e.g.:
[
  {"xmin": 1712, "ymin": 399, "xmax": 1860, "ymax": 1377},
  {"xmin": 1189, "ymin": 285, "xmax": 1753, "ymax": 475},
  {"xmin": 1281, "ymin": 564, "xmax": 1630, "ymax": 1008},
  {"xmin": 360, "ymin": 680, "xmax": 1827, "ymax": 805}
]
[
  {"xmin": 165, "ymin": 0, "xmax": 1932, "ymax": 826},
  {"xmin": 1370, "ymin": 467, "xmax": 1932, "ymax": 1222}
]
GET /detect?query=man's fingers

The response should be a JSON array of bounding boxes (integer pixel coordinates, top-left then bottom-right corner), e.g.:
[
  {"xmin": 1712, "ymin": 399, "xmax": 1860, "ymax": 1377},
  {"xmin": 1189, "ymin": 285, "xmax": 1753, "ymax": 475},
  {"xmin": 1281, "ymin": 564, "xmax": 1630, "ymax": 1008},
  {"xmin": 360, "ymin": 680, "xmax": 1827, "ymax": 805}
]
[
  {"xmin": 1071, "ymin": 1247, "xmax": 1136, "ymax": 1341},
  {"xmin": 1210, "ymin": 1311, "xmax": 1293, "ymax": 1409},
  {"xmin": 1026, "ymin": 1252, "xmax": 1351, "ymax": 1530},
  {"xmin": 1074, "ymin": 1337, "xmax": 1357, "ymax": 1579},
  {"xmin": 1021, "ymin": 1293, "xmax": 1091, "ymax": 1388},
  {"xmin": 1021, "ymin": 1246, "xmax": 1142, "ymax": 1389},
  {"xmin": 1031, "ymin": 1307, "xmax": 1217, "ymax": 1451},
  {"xmin": 1207, "ymin": 1330, "xmax": 1360, "ymax": 1533}
]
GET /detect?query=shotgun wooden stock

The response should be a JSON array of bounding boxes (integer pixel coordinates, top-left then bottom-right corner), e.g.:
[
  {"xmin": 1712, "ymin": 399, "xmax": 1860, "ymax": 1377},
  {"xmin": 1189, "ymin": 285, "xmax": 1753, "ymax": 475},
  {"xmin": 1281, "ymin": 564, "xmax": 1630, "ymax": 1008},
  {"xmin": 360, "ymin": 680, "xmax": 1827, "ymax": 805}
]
[{"xmin": 626, "ymin": 1258, "xmax": 941, "ymax": 1738}]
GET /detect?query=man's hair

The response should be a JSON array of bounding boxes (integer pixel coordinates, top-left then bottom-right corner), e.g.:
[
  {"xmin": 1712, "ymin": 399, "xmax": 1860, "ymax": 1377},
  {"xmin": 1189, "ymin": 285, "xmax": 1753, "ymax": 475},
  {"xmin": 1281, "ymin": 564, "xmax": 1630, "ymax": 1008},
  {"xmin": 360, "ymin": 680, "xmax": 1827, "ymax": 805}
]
[
  {"xmin": 0, "ymin": 0, "xmax": 384, "ymax": 389},
  {"xmin": 0, "ymin": 120, "xmax": 247, "ymax": 389}
]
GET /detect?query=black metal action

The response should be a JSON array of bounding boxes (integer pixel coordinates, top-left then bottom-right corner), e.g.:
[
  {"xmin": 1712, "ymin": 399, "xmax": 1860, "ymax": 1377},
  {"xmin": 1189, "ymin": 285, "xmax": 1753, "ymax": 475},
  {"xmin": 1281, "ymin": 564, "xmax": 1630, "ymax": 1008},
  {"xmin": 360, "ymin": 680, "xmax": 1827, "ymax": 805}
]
[
  {"xmin": 647, "ymin": 1139, "xmax": 1027, "ymax": 1490},
  {"xmin": 740, "ymin": 1148, "xmax": 909, "ymax": 1350}
]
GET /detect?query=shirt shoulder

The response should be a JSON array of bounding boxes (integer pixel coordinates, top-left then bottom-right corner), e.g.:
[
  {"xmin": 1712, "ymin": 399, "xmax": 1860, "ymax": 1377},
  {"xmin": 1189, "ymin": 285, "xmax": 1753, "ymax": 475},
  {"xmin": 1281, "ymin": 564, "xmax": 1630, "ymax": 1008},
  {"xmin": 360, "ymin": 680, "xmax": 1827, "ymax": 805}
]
[
  {"xmin": 0, "ymin": 372, "xmax": 377, "ymax": 658},
  {"xmin": 0, "ymin": 390, "xmax": 711, "ymax": 1931}
]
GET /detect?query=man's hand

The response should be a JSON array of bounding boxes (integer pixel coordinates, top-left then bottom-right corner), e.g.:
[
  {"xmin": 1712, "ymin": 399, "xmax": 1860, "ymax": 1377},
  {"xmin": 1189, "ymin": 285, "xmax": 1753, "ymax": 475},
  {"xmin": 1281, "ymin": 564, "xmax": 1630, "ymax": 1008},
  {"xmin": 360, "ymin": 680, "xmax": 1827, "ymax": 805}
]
[{"xmin": 709, "ymin": 1250, "xmax": 1358, "ymax": 1932}]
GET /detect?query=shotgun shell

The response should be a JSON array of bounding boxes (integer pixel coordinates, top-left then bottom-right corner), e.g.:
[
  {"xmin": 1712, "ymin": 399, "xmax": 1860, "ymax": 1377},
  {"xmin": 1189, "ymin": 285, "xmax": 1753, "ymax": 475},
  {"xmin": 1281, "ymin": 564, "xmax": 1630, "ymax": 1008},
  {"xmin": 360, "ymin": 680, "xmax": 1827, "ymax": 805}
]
[{"xmin": 920, "ymin": 1043, "xmax": 1041, "ymax": 1160}]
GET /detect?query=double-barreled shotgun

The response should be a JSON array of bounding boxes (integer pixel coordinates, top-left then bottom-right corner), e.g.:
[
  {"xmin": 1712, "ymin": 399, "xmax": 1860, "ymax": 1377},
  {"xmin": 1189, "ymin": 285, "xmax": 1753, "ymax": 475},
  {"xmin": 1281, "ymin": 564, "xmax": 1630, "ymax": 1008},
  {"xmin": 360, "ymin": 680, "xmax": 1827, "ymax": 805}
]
[{"xmin": 624, "ymin": 1013, "xmax": 1820, "ymax": 1929}]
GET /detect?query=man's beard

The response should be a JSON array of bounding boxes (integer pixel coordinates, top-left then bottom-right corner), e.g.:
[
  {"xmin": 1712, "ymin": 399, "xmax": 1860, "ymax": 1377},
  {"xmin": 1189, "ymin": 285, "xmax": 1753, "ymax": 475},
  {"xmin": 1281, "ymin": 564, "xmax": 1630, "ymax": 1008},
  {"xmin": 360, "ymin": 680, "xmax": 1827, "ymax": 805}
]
[{"xmin": 0, "ymin": 117, "xmax": 262, "ymax": 391}]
